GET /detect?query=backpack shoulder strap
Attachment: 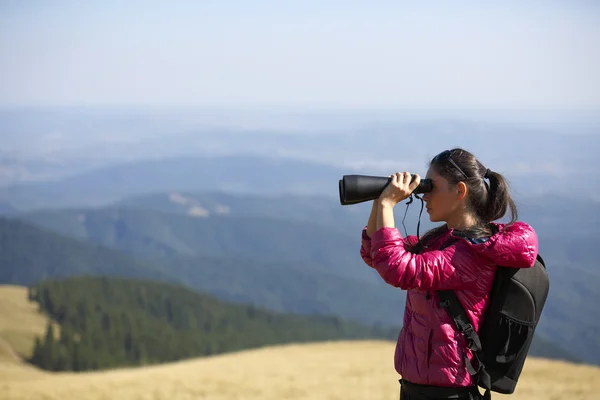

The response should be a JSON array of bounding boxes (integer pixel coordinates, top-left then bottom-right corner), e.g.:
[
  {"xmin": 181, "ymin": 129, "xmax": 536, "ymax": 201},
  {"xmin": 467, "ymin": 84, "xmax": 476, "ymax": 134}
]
[
  {"xmin": 437, "ymin": 291, "xmax": 482, "ymax": 353},
  {"xmin": 436, "ymin": 231, "xmax": 499, "ymax": 399},
  {"xmin": 436, "ymin": 235, "xmax": 492, "ymax": 398},
  {"xmin": 536, "ymin": 253, "xmax": 546, "ymax": 268},
  {"xmin": 436, "ymin": 238, "xmax": 481, "ymax": 350},
  {"xmin": 438, "ymin": 290, "xmax": 492, "ymax": 399}
]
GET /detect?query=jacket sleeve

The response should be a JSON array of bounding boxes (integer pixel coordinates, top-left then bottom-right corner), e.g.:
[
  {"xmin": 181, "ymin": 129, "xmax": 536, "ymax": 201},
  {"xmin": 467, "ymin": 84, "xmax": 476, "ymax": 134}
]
[
  {"xmin": 370, "ymin": 227, "xmax": 477, "ymax": 291},
  {"xmin": 361, "ymin": 227, "xmax": 421, "ymax": 268},
  {"xmin": 360, "ymin": 227, "xmax": 374, "ymax": 267}
]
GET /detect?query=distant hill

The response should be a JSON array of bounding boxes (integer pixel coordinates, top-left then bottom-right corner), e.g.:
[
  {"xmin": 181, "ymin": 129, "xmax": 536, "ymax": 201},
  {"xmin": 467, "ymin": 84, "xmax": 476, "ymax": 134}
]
[
  {"xmin": 26, "ymin": 276, "xmax": 399, "ymax": 371},
  {"xmin": 0, "ymin": 216, "xmax": 174, "ymax": 285},
  {"xmin": 0, "ymin": 201, "xmax": 16, "ymax": 216},
  {"xmin": 115, "ymin": 189, "xmax": 369, "ymax": 228},
  {"xmin": 17, "ymin": 206, "xmax": 377, "ymax": 284},
  {"xmin": 2, "ymin": 110, "xmax": 600, "ymax": 198},
  {"xmin": 0, "ymin": 155, "xmax": 348, "ymax": 211},
  {"xmin": 0, "ymin": 216, "xmax": 404, "ymax": 328}
]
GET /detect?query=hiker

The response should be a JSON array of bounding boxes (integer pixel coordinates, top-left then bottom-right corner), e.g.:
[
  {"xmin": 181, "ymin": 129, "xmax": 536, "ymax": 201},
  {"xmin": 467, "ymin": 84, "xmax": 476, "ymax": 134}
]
[{"xmin": 360, "ymin": 148, "xmax": 539, "ymax": 400}]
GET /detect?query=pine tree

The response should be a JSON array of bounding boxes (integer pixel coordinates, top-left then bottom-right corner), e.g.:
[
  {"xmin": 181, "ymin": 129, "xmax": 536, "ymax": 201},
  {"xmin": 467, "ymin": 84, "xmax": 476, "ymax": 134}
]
[
  {"xmin": 41, "ymin": 322, "xmax": 56, "ymax": 370},
  {"xmin": 29, "ymin": 337, "xmax": 43, "ymax": 366}
]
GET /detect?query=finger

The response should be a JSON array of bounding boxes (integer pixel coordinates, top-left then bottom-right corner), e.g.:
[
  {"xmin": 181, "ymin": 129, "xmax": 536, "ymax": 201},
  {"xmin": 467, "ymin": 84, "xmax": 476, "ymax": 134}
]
[
  {"xmin": 403, "ymin": 172, "xmax": 411, "ymax": 185},
  {"xmin": 409, "ymin": 173, "xmax": 421, "ymax": 189},
  {"xmin": 396, "ymin": 172, "xmax": 404, "ymax": 186},
  {"xmin": 398, "ymin": 172, "xmax": 406, "ymax": 186}
]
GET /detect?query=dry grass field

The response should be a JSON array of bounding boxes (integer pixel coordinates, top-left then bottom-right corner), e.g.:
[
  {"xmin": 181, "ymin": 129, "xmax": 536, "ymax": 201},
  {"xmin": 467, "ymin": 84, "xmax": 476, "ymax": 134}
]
[
  {"xmin": 1, "ymin": 285, "xmax": 599, "ymax": 400},
  {"xmin": 0, "ymin": 285, "xmax": 60, "ymax": 362}
]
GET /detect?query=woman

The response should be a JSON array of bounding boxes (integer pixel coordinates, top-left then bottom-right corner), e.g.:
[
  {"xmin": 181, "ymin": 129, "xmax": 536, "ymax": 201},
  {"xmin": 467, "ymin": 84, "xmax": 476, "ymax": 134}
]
[{"xmin": 360, "ymin": 148, "xmax": 538, "ymax": 400}]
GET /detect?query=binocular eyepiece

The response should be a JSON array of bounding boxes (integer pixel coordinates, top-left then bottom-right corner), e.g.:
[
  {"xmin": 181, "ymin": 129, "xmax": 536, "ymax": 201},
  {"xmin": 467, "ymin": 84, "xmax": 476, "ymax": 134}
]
[{"xmin": 338, "ymin": 174, "xmax": 433, "ymax": 205}]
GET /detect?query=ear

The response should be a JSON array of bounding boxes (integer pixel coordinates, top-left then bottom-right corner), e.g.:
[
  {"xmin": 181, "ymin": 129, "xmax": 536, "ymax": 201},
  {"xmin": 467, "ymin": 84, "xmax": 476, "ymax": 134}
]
[{"xmin": 456, "ymin": 181, "xmax": 468, "ymax": 201}]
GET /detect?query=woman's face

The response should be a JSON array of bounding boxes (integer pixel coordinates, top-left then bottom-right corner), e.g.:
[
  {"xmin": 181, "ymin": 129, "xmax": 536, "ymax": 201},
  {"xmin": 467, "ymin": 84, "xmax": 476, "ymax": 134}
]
[{"xmin": 422, "ymin": 167, "xmax": 464, "ymax": 223}]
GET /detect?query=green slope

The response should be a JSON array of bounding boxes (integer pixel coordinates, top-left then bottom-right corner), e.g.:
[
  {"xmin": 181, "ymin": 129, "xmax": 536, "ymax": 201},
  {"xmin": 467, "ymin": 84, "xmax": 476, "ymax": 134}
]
[
  {"xmin": 18, "ymin": 207, "xmax": 377, "ymax": 283},
  {"xmin": 28, "ymin": 275, "xmax": 398, "ymax": 371},
  {"xmin": 0, "ymin": 216, "xmax": 402, "ymax": 327}
]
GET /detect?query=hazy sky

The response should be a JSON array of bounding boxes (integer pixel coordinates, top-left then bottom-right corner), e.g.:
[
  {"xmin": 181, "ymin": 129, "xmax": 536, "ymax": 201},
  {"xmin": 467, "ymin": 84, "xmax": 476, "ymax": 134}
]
[{"xmin": 1, "ymin": 0, "xmax": 599, "ymax": 110}]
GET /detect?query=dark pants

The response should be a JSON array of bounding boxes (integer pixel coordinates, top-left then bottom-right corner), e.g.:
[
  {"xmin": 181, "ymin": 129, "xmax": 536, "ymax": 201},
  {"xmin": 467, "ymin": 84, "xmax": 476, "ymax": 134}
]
[{"xmin": 399, "ymin": 379, "xmax": 483, "ymax": 400}]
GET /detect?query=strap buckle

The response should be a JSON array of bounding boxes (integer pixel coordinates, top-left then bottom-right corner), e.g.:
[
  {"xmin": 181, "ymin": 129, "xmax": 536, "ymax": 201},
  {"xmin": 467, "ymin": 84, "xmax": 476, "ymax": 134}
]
[{"xmin": 463, "ymin": 324, "xmax": 474, "ymax": 335}]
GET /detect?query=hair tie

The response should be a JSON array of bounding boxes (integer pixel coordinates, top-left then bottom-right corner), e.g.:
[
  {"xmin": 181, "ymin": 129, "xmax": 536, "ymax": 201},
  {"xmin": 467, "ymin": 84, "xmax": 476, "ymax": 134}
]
[{"xmin": 484, "ymin": 168, "xmax": 492, "ymax": 179}]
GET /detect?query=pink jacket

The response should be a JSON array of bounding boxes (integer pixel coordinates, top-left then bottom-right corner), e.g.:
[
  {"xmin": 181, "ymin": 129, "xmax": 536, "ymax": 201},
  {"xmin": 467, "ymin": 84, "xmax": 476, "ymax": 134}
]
[{"xmin": 360, "ymin": 222, "xmax": 538, "ymax": 387}]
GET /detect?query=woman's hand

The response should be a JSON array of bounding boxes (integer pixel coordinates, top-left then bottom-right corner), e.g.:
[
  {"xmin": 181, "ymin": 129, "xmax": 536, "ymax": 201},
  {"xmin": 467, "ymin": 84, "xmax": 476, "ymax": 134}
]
[{"xmin": 378, "ymin": 172, "xmax": 421, "ymax": 208}]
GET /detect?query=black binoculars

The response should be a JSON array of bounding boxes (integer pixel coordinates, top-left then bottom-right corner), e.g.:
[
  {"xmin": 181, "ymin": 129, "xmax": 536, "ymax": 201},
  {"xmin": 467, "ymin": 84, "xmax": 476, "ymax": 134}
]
[{"xmin": 338, "ymin": 174, "xmax": 433, "ymax": 205}]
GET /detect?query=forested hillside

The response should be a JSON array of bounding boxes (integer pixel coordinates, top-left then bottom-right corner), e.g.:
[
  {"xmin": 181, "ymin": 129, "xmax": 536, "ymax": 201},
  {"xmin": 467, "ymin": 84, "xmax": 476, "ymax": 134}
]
[{"xmin": 27, "ymin": 276, "xmax": 398, "ymax": 371}]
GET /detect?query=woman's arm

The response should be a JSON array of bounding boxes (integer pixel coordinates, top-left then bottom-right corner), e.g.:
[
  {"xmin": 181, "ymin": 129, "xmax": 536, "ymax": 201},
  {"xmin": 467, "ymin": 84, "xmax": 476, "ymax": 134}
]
[
  {"xmin": 376, "ymin": 201, "xmax": 396, "ymax": 231},
  {"xmin": 360, "ymin": 200, "xmax": 379, "ymax": 267},
  {"xmin": 366, "ymin": 199, "xmax": 379, "ymax": 237}
]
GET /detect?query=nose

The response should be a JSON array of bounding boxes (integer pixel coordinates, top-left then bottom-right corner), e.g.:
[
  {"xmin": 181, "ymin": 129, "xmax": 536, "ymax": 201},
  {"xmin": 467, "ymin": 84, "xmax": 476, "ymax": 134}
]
[{"xmin": 422, "ymin": 192, "xmax": 431, "ymax": 202}]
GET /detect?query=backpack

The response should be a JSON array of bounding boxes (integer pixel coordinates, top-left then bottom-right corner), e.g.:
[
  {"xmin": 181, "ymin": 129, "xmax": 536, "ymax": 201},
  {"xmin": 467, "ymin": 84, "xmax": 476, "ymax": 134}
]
[{"xmin": 437, "ymin": 237, "xmax": 550, "ymax": 400}]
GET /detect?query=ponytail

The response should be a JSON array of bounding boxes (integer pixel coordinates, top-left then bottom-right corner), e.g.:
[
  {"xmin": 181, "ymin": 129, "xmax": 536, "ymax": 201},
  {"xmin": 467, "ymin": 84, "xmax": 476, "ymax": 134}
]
[{"xmin": 481, "ymin": 170, "xmax": 518, "ymax": 225}]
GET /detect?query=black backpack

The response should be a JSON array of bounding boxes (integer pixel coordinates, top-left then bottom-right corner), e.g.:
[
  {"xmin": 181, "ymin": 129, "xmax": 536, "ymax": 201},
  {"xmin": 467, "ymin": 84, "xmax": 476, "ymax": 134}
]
[{"xmin": 437, "ymin": 238, "xmax": 550, "ymax": 400}]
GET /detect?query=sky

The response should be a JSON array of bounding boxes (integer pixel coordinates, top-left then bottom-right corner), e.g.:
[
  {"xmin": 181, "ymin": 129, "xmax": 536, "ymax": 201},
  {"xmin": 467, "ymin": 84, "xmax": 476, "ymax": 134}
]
[{"xmin": 0, "ymin": 0, "xmax": 599, "ymax": 111}]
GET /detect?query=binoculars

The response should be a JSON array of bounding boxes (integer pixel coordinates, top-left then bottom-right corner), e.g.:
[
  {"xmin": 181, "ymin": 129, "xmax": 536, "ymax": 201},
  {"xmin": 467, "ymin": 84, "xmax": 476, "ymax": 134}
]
[{"xmin": 338, "ymin": 174, "xmax": 433, "ymax": 205}]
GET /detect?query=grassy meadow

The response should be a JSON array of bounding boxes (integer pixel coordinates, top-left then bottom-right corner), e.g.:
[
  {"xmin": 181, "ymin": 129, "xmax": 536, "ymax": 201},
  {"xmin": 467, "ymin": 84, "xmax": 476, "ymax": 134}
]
[{"xmin": 1, "ymin": 285, "xmax": 599, "ymax": 400}]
